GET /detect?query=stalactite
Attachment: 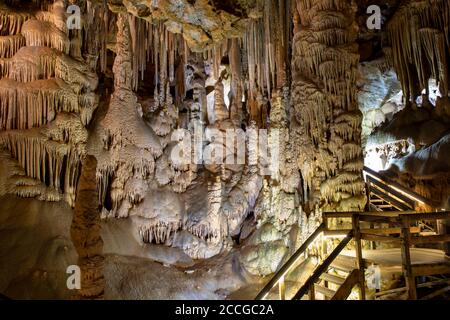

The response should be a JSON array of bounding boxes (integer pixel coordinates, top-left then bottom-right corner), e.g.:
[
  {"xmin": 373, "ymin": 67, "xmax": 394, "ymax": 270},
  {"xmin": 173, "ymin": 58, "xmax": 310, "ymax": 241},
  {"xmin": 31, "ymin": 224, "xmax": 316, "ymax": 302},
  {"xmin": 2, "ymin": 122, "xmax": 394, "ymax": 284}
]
[
  {"xmin": 0, "ymin": 128, "xmax": 83, "ymax": 206},
  {"xmin": 242, "ymin": 0, "xmax": 291, "ymax": 100},
  {"xmin": 385, "ymin": 0, "xmax": 450, "ymax": 102},
  {"xmin": 0, "ymin": 78, "xmax": 96, "ymax": 130},
  {"xmin": 1, "ymin": 46, "xmax": 58, "ymax": 82},
  {"xmin": 35, "ymin": 0, "xmax": 67, "ymax": 34},
  {"xmin": 84, "ymin": 0, "xmax": 111, "ymax": 72},
  {"xmin": 0, "ymin": 2, "xmax": 99, "ymax": 208},
  {"xmin": 0, "ymin": 34, "xmax": 24, "ymax": 58},
  {"xmin": 0, "ymin": 5, "xmax": 31, "ymax": 36},
  {"xmin": 22, "ymin": 19, "xmax": 70, "ymax": 54},
  {"xmin": 138, "ymin": 220, "xmax": 182, "ymax": 244}
]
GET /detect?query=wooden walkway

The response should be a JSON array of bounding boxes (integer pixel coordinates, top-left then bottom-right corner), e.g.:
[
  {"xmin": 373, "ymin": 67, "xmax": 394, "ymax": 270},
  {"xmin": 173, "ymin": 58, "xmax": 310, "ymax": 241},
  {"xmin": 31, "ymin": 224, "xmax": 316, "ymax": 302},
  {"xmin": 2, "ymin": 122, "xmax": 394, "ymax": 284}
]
[
  {"xmin": 255, "ymin": 211, "xmax": 450, "ymax": 300},
  {"xmin": 254, "ymin": 168, "xmax": 450, "ymax": 300}
]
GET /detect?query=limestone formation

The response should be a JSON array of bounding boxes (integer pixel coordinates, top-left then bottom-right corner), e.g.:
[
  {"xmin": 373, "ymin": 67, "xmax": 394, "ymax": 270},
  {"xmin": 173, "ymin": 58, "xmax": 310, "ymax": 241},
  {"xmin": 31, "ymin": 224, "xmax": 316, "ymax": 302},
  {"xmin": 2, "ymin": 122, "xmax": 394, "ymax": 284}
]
[{"xmin": 1, "ymin": 0, "xmax": 450, "ymax": 301}]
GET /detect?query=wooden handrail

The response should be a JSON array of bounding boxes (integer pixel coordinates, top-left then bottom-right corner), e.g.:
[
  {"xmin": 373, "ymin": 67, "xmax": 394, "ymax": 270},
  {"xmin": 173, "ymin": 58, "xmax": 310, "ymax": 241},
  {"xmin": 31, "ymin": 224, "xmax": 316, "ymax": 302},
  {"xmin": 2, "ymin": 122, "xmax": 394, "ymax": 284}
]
[
  {"xmin": 367, "ymin": 177, "xmax": 415, "ymax": 210},
  {"xmin": 292, "ymin": 230, "xmax": 354, "ymax": 300},
  {"xmin": 323, "ymin": 211, "xmax": 450, "ymax": 221},
  {"xmin": 331, "ymin": 269, "xmax": 360, "ymax": 300},
  {"xmin": 323, "ymin": 212, "xmax": 355, "ymax": 219},
  {"xmin": 324, "ymin": 226, "xmax": 420, "ymax": 237},
  {"xmin": 400, "ymin": 212, "xmax": 450, "ymax": 222},
  {"xmin": 254, "ymin": 223, "xmax": 326, "ymax": 300},
  {"xmin": 363, "ymin": 166, "xmax": 439, "ymax": 208}
]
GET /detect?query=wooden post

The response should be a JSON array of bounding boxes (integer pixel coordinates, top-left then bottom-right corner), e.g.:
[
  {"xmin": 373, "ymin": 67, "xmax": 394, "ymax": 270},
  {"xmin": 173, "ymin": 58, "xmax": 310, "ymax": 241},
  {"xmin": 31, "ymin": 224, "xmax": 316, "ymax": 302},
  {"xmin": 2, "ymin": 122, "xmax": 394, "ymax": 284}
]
[
  {"xmin": 370, "ymin": 222, "xmax": 376, "ymax": 250},
  {"xmin": 279, "ymin": 276, "xmax": 286, "ymax": 300},
  {"xmin": 308, "ymin": 284, "xmax": 315, "ymax": 300},
  {"xmin": 401, "ymin": 217, "xmax": 417, "ymax": 300},
  {"xmin": 437, "ymin": 218, "xmax": 450, "ymax": 256},
  {"xmin": 352, "ymin": 214, "xmax": 366, "ymax": 300},
  {"xmin": 322, "ymin": 215, "xmax": 328, "ymax": 265}
]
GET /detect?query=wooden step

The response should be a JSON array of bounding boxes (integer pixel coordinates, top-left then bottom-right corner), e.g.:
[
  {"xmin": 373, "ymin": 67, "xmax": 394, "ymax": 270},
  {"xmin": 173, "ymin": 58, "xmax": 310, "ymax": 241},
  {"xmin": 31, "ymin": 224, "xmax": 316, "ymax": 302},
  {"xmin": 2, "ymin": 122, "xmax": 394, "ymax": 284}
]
[
  {"xmin": 320, "ymin": 272, "xmax": 346, "ymax": 285},
  {"xmin": 314, "ymin": 284, "xmax": 336, "ymax": 299},
  {"xmin": 330, "ymin": 256, "xmax": 356, "ymax": 273}
]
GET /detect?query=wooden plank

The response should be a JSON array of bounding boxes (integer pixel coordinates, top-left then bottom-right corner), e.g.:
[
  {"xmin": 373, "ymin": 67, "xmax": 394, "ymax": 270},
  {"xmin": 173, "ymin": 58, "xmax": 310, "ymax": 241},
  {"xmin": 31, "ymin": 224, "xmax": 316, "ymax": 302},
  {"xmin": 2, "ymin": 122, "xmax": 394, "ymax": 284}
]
[
  {"xmin": 308, "ymin": 284, "xmax": 315, "ymax": 300},
  {"xmin": 375, "ymin": 286, "xmax": 407, "ymax": 297},
  {"xmin": 324, "ymin": 229, "xmax": 351, "ymax": 237},
  {"xmin": 367, "ymin": 176, "xmax": 415, "ymax": 209},
  {"xmin": 361, "ymin": 233, "xmax": 401, "ymax": 243},
  {"xmin": 412, "ymin": 263, "xmax": 450, "ymax": 277},
  {"xmin": 293, "ymin": 231, "xmax": 353, "ymax": 300},
  {"xmin": 315, "ymin": 284, "xmax": 336, "ymax": 299},
  {"xmin": 375, "ymin": 279, "xmax": 450, "ymax": 297},
  {"xmin": 369, "ymin": 203, "xmax": 383, "ymax": 212},
  {"xmin": 359, "ymin": 212, "xmax": 405, "ymax": 225},
  {"xmin": 411, "ymin": 234, "xmax": 450, "ymax": 245},
  {"xmin": 331, "ymin": 259, "xmax": 357, "ymax": 273},
  {"xmin": 255, "ymin": 222, "xmax": 326, "ymax": 300},
  {"xmin": 401, "ymin": 212, "xmax": 450, "ymax": 222},
  {"xmin": 320, "ymin": 272, "xmax": 346, "ymax": 285},
  {"xmin": 323, "ymin": 212, "xmax": 355, "ymax": 219},
  {"xmin": 401, "ymin": 218, "xmax": 417, "ymax": 300},
  {"xmin": 331, "ymin": 269, "xmax": 359, "ymax": 300},
  {"xmin": 363, "ymin": 227, "xmax": 420, "ymax": 235},
  {"xmin": 370, "ymin": 186, "xmax": 414, "ymax": 210}
]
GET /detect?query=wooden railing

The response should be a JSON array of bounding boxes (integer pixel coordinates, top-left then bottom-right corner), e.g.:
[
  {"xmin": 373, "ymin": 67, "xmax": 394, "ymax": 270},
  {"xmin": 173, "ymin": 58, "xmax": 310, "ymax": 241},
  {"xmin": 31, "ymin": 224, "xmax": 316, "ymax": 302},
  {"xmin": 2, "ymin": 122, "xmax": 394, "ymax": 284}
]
[
  {"xmin": 256, "ymin": 209, "xmax": 450, "ymax": 300},
  {"xmin": 363, "ymin": 166, "xmax": 440, "ymax": 210},
  {"xmin": 331, "ymin": 269, "xmax": 360, "ymax": 300},
  {"xmin": 325, "ymin": 211, "xmax": 450, "ymax": 299},
  {"xmin": 292, "ymin": 230, "xmax": 354, "ymax": 300},
  {"xmin": 255, "ymin": 223, "xmax": 326, "ymax": 300}
]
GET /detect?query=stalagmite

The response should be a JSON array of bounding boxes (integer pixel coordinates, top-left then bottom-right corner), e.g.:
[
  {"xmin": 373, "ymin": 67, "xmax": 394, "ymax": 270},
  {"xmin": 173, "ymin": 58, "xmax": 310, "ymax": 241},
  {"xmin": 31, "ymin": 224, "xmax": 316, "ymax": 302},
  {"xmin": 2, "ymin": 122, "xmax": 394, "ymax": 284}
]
[
  {"xmin": 0, "ymin": 5, "xmax": 31, "ymax": 36},
  {"xmin": 71, "ymin": 155, "xmax": 105, "ymax": 299}
]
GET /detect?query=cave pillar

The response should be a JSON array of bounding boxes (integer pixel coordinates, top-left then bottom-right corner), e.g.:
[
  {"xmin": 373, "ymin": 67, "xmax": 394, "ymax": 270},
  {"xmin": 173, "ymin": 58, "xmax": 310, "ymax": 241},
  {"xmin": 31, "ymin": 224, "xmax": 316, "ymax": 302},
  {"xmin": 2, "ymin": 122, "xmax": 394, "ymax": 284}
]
[
  {"xmin": 71, "ymin": 155, "xmax": 104, "ymax": 299},
  {"xmin": 292, "ymin": 0, "xmax": 366, "ymax": 212}
]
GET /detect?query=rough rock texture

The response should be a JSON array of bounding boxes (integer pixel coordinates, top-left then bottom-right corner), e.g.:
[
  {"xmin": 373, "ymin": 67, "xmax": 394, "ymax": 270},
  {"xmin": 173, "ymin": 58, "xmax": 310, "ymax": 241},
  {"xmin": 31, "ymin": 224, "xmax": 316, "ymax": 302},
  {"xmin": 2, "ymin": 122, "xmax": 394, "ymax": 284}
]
[
  {"xmin": 102, "ymin": 0, "xmax": 263, "ymax": 51},
  {"xmin": 357, "ymin": 57, "xmax": 403, "ymax": 144}
]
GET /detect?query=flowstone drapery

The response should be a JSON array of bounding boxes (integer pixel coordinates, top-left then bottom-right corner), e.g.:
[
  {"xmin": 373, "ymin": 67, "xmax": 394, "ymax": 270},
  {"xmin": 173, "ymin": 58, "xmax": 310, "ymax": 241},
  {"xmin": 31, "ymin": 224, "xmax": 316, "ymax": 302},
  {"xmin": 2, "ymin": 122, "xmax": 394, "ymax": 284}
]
[
  {"xmin": 384, "ymin": 0, "xmax": 450, "ymax": 112},
  {"xmin": 0, "ymin": 1, "xmax": 98, "ymax": 207},
  {"xmin": 291, "ymin": 0, "xmax": 366, "ymax": 212}
]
